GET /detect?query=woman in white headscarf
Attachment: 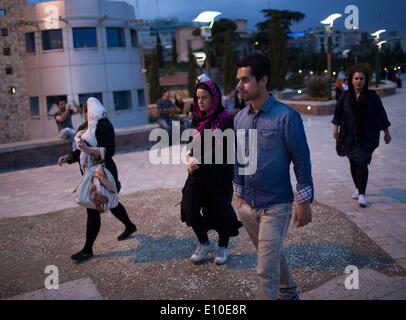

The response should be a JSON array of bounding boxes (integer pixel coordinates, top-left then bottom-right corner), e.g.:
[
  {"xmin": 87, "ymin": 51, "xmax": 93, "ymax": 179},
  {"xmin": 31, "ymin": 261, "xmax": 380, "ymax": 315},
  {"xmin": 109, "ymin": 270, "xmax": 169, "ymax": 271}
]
[{"xmin": 58, "ymin": 98, "xmax": 137, "ymax": 263}]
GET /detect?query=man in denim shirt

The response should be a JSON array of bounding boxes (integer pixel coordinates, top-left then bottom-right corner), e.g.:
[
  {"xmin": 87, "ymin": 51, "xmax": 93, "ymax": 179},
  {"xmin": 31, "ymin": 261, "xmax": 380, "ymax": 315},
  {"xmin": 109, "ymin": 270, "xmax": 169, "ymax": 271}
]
[{"xmin": 234, "ymin": 53, "xmax": 313, "ymax": 300}]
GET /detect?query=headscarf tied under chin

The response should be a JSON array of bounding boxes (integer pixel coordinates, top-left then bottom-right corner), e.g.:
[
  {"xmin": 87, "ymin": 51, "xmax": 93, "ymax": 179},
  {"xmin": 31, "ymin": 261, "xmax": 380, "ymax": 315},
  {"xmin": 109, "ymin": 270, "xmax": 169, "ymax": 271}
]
[
  {"xmin": 192, "ymin": 80, "xmax": 232, "ymax": 136},
  {"xmin": 75, "ymin": 97, "xmax": 107, "ymax": 167}
]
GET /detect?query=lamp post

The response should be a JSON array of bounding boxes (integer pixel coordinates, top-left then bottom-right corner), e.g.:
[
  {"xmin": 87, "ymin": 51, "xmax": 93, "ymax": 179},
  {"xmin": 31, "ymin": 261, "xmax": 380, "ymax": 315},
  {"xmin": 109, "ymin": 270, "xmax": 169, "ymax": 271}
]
[
  {"xmin": 193, "ymin": 11, "xmax": 222, "ymax": 78},
  {"xmin": 321, "ymin": 13, "xmax": 342, "ymax": 99},
  {"xmin": 371, "ymin": 29, "xmax": 386, "ymax": 88}
]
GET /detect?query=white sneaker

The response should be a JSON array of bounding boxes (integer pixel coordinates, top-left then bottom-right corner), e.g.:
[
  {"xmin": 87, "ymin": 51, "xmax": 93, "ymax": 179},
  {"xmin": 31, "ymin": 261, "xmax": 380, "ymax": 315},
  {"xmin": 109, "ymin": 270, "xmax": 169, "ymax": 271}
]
[
  {"xmin": 214, "ymin": 246, "xmax": 230, "ymax": 265},
  {"xmin": 352, "ymin": 190, "xmax": 359, "ymax": 199},
  {"xmin": 191, "ymin": 242, "xmax": 212, "ymax": 263},
  {"xmin": 358, "ymin": 194, "xmax": 367, "ymax": 208}
]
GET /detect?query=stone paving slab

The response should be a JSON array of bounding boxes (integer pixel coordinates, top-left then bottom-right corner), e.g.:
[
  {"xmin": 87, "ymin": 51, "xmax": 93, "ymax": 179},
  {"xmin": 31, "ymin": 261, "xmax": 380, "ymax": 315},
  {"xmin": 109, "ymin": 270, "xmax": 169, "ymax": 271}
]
[
  {"xmin": 6, "ymin": 278, "xmax": 103, "ymax": 300},
  {"xmin": 302, "ymin": 268, "xmax": 406, "ymax": 300}
]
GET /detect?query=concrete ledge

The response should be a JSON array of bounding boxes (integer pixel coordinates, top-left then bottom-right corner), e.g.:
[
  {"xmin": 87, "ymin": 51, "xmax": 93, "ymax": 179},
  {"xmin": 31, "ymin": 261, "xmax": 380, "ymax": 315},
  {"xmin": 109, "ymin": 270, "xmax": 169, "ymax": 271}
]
[
  {"xmin": 281, "ymin": 82, "xmax": 397, "ymax": 116},
  {"xmin": 281, "ymin": 99, "xmax": 337, "ymax": 116},
  {"xmin": 370, "ymin": 81, "xmax": 397, "ymax": 98},
  {"xmin": 0, "ymin": 124, "xmax": 159, "ymax": 172}
]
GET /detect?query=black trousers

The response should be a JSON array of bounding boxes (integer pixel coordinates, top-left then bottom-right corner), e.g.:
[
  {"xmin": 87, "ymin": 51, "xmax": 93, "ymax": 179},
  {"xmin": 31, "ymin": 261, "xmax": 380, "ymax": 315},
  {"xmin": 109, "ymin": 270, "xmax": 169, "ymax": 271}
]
[
  {"xmin": 83, "ymin": 202, "xmax": 133, "ymax": 253},
  {"xmin": 191, "ymin": 223, "xmax": 229, "ymax": 248},
  {"xmin": 349, "ymin": 157, "xmax": 369, "ymax": 195}
]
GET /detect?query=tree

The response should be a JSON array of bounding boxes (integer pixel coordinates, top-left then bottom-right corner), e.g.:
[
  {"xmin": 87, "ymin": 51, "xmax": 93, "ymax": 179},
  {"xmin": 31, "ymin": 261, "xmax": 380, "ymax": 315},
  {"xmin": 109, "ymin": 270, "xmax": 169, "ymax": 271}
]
[
  {"xmin": 148, "ymin": 50, "xmax": 161, "ymax": 103},
  {"xmin": 171, "ymin": 37, "xmax": 177, "ymax": 64},
  {"xmin": 212, "ymin": 18, "xmax": 238, "ymax": 67},
  {"xmin": 257, "ymin": 9, "xmax": 305, "ymax": 90},
  {"xmin": 222, "ymin": 30, "xmax": 237, "ymax": 94},
  {"xmin": 156, "ymin": 34, "xmax": 164, "ymax": 68},
  {"xmin": 193, "ymin": 18, "xmax": 239, "ymax": 68},
  {"xmin": 187, "ymin": 45, "xmax": 198, "ymax": 97}
]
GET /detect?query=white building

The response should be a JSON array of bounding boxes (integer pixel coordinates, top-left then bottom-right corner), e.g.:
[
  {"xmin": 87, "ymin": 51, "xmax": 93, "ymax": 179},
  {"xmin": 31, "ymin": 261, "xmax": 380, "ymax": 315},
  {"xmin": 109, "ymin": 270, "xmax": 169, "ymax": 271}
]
[{"xmin": 22, "ymin": 0, "xmax": 147, "ymax": 139}]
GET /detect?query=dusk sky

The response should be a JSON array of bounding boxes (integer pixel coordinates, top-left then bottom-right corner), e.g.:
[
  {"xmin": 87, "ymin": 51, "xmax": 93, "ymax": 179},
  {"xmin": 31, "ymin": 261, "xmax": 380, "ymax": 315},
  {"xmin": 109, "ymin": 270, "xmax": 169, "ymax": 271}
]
[
  {"xmin": 27, "ymin": 0, "xmax": 406, "ymax": 33},
  {"xmin": 126, "ymin": 0, "xmax": 406, "ymax": 33}
]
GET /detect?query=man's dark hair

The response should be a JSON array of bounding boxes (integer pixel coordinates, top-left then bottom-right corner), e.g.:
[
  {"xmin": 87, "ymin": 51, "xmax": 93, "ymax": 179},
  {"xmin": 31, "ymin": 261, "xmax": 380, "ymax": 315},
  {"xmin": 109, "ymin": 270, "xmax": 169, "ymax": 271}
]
[
  {"xmin": 57, "ymin": 99, "xmax": 66, "ymax": 106},
  {"xmin": 237, "ymin": 52, "xmax": 271, "ymax": 88},
  {"xmin": 162, "ymin": 88, "xmax": 170, "ymax": 95}
]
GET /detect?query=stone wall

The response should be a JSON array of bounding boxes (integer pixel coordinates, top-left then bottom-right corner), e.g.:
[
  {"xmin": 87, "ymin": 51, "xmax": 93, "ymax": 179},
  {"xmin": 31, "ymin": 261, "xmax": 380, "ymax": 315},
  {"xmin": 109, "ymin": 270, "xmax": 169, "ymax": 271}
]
[{"xmin": 0, "ymin": 0, "xmax": 30, "ymax": 144}]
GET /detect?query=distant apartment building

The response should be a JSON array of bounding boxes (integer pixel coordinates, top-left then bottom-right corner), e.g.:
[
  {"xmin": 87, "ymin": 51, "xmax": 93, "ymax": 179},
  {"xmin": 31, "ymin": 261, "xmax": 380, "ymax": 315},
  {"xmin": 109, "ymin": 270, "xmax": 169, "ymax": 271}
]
[{"xmin": 288, "ymin": 26, "xmax": 370, "ymax": 55}]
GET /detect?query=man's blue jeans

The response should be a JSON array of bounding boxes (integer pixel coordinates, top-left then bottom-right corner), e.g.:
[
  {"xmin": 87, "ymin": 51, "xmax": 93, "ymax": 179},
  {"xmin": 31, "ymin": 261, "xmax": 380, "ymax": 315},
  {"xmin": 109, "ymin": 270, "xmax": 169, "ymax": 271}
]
[{"xmin": 237, "ymin": 202, "xmax": 298, "ymax": 300}]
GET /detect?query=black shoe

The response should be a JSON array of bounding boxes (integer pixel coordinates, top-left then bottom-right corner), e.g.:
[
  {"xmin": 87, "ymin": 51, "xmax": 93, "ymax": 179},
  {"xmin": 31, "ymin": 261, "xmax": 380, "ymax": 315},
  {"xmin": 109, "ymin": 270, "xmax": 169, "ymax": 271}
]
[
  {"xmin": 71, "ymin": 250, "xmax": 93, "ymax": 263},
  {"xmin": 117, "ymin": 224, "xmax": 137, "ymax": 241}
]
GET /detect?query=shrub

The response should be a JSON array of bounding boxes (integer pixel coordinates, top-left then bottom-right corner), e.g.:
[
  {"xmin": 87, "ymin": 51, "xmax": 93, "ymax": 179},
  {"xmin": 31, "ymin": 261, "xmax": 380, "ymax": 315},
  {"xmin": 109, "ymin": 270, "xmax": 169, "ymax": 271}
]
[
  {"xmin": 286, "ymin": 73, "xmax": 305, "ymax": 86},
  {"xmin": 305, "ymin": 75, "xmax": 329, "ymax": 98}
]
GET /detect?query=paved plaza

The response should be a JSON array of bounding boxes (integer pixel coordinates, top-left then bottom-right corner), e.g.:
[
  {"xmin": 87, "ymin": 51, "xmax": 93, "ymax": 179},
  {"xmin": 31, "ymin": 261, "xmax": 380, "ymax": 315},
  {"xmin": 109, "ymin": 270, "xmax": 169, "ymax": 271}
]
[{"xmin": 0, "ymin": 77, "xmax": 405, "ymax": 300}]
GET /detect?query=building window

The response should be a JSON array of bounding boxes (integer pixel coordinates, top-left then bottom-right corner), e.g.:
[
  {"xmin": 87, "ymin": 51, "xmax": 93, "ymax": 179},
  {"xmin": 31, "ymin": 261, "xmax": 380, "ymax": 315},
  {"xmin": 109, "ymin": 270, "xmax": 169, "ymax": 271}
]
[
  {"xmin": 0, "ymin": 9, "xmax": 6, "ymax": 16},
  {"xmin": 25, "ymin": 32, "xmax": 35, "ymax": 53},
  {"xmin": 1, "ymin": 28, "xmax": 8, "ymax": 36},
  {"xmin": 30, "ymin": 97, "xmax": 40, "ymax": 116},
  {"xmin": 130, "ymin": 29, "xmax": 138, "ymax": 47},
  {"xmin": 137, "ymin": 89, "xmax": 145, "ymax": 106},
  {"xmin": 47, "ymin": 95, "xmax": 67, "ymax": 115},
  {"xmin": 3, "ymin": 47, "xmax": 10, "ymax": 55},
  {"xmin": 113, "ymin": 90, "xmax": 131, "ymax": 110},
  {"xmin": 5, "ymin": 67, "xmax": 12, "ymax": 74},
  {"xmin": 42, "ymin": 29, "xmax": 63, "ymax": 50},
  {"xmin": 106, "ymin": 27, "xmax": 125, "ymax": 47},
  {"xmin": 73, "ymin": 27, "xmax": 97, "ymax": 48},
  {"xmin": 79, "ymin": 92, "xmax": 103, "ymax": 106}
]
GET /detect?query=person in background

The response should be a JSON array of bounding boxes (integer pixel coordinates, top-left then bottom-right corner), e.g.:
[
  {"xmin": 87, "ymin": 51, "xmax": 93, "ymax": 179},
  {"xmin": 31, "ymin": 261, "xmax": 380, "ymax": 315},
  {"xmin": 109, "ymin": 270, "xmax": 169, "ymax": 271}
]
[
  {"xmin": 173, "ymin": 92, "xmax": 191, "ymax": 130},
  {"xmin": 332, "ymin": 67, "xmax": 392, "ymax": 208},
  {"xmin": 335, "ymin": 78, "xmax": 344, "ymax": 100},
  {"xmin": 224, "ymin": 90, "xmax": 246, "ymax": 117},
  {"xmin": 156, "ymin": 89, "xmax": 175, "ymax": 143},
  {"xmin": 54, "ymin": 99, "xmax": 81, "ymax": 142}
]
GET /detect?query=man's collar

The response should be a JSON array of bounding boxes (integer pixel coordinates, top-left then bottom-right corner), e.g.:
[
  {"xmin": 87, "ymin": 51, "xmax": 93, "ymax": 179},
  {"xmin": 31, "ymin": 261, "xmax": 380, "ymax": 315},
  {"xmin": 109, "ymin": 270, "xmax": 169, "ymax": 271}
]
[{"xmin": 248, "ymin": 94, "xmax": 276, "ymax": 114}]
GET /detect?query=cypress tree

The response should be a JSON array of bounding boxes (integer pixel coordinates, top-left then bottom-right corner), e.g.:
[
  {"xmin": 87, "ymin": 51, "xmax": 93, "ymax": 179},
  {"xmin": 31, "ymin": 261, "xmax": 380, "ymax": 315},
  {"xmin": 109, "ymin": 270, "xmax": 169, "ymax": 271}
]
[{"xmin": 148, "ymin": 50, "xmax": 162, "ymax": 103}]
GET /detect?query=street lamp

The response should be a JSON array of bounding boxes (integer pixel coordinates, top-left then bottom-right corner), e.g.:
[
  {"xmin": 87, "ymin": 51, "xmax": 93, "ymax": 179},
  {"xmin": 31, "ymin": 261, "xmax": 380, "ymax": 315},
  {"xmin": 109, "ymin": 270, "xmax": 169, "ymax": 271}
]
[
  {"xmin": 371, "ymin": 29, "xmax": 386, "ymax": 88},
  {"xmin": 192, "ymin": 51, "xmax": 207, "ymax": 73},
  {"xmin": 193, "ymin": 11, "xmax": 222, "ymax": 77},
  {"xmin": 321, "ymin": 13, "xmax": 342, "ymax": 99},
  {"xmin": 342, "ymin": 49, "xmax": 351, "ymax": 72}
]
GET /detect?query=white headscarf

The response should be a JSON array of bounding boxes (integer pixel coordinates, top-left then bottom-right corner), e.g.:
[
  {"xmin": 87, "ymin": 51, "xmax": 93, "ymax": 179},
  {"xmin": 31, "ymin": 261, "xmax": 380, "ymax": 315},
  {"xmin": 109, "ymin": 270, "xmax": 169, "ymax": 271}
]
[{"xmin": 74, "ymin": 97, "xmax": 107, "ymax": 170}]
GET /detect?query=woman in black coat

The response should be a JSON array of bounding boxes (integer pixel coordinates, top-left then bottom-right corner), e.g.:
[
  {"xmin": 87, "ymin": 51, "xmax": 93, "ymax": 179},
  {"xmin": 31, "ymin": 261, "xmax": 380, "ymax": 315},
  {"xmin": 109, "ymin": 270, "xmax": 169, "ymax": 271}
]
[
  {"xmin": 58, "ymin": 98, "xmax": 137, "ymax": 263},
  {"xmin": 332, "ymin": 67, "xmax": 392, "ymax": 208},
  {"xmin": 181, "ymin": 80, "xmax": 242, "ymax": 265}
]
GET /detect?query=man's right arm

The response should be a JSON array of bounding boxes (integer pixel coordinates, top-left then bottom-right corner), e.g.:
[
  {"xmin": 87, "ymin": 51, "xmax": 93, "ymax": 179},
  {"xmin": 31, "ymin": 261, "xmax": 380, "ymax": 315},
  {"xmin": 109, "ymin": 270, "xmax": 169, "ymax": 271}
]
[{"xmin": 55, "ymin": 105, "xmax": 71, "ymax": 122}]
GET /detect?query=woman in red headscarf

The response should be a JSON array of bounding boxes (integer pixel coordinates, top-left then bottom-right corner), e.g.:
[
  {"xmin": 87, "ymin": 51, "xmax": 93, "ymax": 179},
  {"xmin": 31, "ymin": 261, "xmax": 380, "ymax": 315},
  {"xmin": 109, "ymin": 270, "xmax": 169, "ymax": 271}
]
[{"xmin": 181, "ymin": 80, "xmax": 242, "ymax": 265}]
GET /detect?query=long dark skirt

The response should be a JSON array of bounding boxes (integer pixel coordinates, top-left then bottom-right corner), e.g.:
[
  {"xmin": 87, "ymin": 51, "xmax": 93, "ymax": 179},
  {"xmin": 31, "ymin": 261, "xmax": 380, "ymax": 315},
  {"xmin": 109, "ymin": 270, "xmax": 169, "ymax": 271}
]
[{"xmin": 181, "ymin": 165, "xmax": 242, "ymax": 237}]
